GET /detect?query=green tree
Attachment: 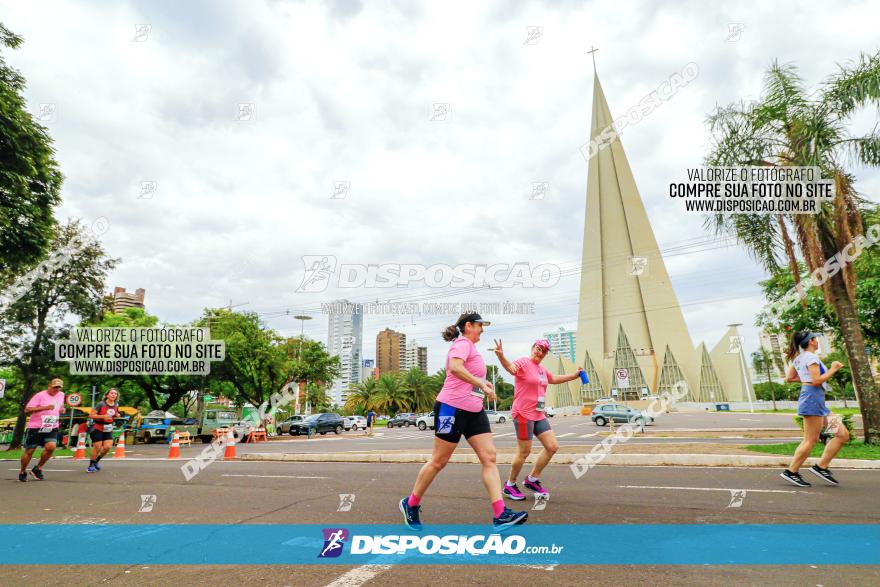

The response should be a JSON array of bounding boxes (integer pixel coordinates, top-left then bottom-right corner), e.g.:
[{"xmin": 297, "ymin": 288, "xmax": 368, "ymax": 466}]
[
  {"xmin": 344, "ymin": 378, "xmax": 377, "ymax": 415},
  {"xmin": 401, "ymin": 367, "xmax": 434, "ymax": 413},
  {"xmin": 374, "ymin": 373, "xmax": 409, "ymax": 415},
  {"xmin": 705, "ymin": 53, "xmax": 880, "ymax": 443},
  {"xmin": 0, "ymin": 23, "xmax": 63, "ymax": 274},
  {"xmin": 0, "ymin": 220, "xmax": 117, "ymax": 448}
]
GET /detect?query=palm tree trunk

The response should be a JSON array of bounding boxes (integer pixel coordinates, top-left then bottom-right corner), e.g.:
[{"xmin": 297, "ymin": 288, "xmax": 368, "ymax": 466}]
[{"xmin": 826, "ymin": 272, "xmax": 880, "ymax": 444}]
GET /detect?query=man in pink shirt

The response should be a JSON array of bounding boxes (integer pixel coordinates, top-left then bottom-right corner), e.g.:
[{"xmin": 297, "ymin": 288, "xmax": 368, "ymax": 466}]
[
  {"xmin": 495, "ymin": 339, "xmax": 584, "ymax": 499},
  {"xmin": 19, "ymin": 377, "xmax": 66, "ymax": 482}
]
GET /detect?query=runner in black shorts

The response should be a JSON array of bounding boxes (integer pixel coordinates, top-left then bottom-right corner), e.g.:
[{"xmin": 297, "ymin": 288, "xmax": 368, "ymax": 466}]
[
  {"xmin": 19, "ymin": 378, "xmax": 66, "ymax": 482},
  {"xmin": 399, "ymin": 313, "xmax": 528, "ymax": 532},
  {"xmin": 87, "ymin": 388, "xmax": 120, "ymax": 473}
]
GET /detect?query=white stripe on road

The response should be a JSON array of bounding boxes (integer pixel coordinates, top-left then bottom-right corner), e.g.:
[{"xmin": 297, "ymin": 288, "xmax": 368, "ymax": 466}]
[
  {"xmin": 324, "ymin": 564, "xmax": 392, "ymax": 587},
  {"xmin": 557, "ymin": 433, "xmax": 576, "ymax": 438},
  {"xmin": 221, "ymin": 474, "xmax": 329, "ymax": 479},
  {"xmin": 7, "ymin": 468, "xmax": 74, "ymax": 472},
  {"xmin": 493, "ymin": 433, "xmax": 514, "ymax": 438},
  {"xmin": 578, "ymin": 432, "xmax": 601, "ymax": 438},
  {"xmin": 618, "ymin": 485, "xmax": 802, "ymax": 494}
]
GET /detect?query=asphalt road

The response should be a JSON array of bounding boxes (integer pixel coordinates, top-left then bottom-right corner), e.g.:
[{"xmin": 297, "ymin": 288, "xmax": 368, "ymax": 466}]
[{"xmin": 1, "ymin": 456, "xmax": 878, "ymax": 585}]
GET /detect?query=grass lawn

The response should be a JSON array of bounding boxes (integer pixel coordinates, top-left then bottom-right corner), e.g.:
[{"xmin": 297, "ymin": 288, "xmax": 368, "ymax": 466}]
[
  {"xmin": 746, "ymin": 440, "xmax": 880, "ymax": 460},
  {"xmin": 733, "ymin": 408, "xmax": 862, "ymax": 416},
  {"xmin": 0, "ymin": 447, "xmax": 76, "ymax": 459}
]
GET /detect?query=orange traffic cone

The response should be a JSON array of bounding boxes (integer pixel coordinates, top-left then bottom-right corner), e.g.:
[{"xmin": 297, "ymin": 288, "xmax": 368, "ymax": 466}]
[
  {"xmin": 73, "ymin": 432, "xmax": 87, "ymax": 460},
  {"xmin": 113, "ymin": 431, "xmax": 127, "ymax": 458},
  {"xmin": 167, "ymin": 431, "xmax": 181, "ymax": 459},
  {"xmin": 223, "ymin": 428, "xmax": 237, "ymax": 460}
]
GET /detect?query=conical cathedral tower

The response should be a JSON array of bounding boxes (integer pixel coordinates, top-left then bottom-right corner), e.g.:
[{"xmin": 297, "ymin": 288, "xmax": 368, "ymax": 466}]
[{"xmin": 575, "ymin": 72, "xmax": 700, "ymax": 399}]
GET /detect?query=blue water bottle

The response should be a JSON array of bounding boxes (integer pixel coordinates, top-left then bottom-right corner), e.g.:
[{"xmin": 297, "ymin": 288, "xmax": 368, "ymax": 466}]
[{"xmin": 579, "ymin": 370, "xmax": 589, "ymax": 384}]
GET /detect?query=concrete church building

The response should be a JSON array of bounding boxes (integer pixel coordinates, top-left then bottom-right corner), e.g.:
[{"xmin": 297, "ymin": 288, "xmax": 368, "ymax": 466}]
[{"xmin": 547, "ymin": 71, "xmax": 754, "ymax": 408}]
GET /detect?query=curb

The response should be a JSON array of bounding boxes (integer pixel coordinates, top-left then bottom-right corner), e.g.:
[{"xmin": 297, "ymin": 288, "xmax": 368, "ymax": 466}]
[{"xmin": 239, "ymin": 452, "xmax": 880, "ymax": 469}]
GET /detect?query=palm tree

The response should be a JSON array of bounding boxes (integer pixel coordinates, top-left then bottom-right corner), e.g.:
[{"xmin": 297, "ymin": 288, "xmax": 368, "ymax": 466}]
[
  {"xmin": 401, "ymin": 367, "xmax": 434, "ymax": 413},
  {"xmin": 344, "ymin": 377, "xmax": 377, "ymax": 414},
  {"xmin": 751, "ymin": 347, "xmax": 778, "ymax": 410},
  {"xmin": 705, "ymin": 52, "xmax": 880, "ymax": 444},
  {"xmin": 374, "ymin": 373, "xmax": 410, "ymax": 415}
]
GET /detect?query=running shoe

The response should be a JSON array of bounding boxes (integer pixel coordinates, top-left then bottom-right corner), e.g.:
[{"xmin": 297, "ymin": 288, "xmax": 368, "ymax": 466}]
[
  {"xmin": 399, "ymin": 497, "xmax": 423, "ymax": 531},
  {"xmin": 30, "ymin": 467, "xmax": 44, "ymax": 481},
  {"xmin": 779, "ymin": 469, "xmax": 811, "ymax": 487},
  {"xmin": 808, "ymin": 464, "xmax": 839, "ymax": 485},
  {"xmin": 502, "ymin": 483, "xmax": 525, "ymax": 501},
  {"xmin": 493, "ymin": 507, "xmax": 528, "ymax": 532},
  {"xmin": 523, "ymin": 478, "xmax": 549, "ymax": 497},
  {"xmin": 94, "ymin": 461, "xmax": 101, "ymax": 471},
  {"xmin": 18, "ymin": 471, "xmax": 27, "ymax": 482},
  {"xmin": 87, "ymin": 465, "xmax": 98, "ymax": 473}
]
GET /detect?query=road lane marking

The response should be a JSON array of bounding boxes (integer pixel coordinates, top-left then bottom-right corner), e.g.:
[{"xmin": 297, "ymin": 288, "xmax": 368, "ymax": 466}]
[
  {"xmin": 557, "ymin": 433, "xmax": 576, "ymax": 438},
  {"xmin": 7, "ymin": 468, "xmax": 73, "ymax": 472},
  {"xmin": 618, "ymin": 485, "xmax": 803, "ymax": 494},
  {"xmin": 493, "ymin": 433, "xmax": 514, "ymax": 438},
  {"xmin": 324, "ymin": 564, "xmax": 392, "ymax": 587},
  {"xmin": 578, "ymin": 432, "xmax": 601, "ymax": 438},
  {"xmin": 222, "ymin": 474, "xmax": 329, "ymax": 479}
]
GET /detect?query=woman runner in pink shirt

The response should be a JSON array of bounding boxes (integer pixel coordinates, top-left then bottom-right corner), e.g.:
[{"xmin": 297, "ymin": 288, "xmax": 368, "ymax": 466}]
[
  {"xmin": 494, "ymin": 338, "xmax": 584, "ymax": 499},
  {"xmin": 399, "ymin": 313, "xmax": 528, "ymax": 532}
]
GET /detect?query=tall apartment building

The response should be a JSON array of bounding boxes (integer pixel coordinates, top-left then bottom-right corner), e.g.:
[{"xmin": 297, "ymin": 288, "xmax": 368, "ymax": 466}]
[
  {"xmin": 544, "ymin": 327, "xmax": 576, "ymax": 363},
  {"xmin": 327, "ymin": 300, "xmax": 363, "ymax": 407},
  {"xmin": 361, "ymin": 359, "xmax": 377, "ymax": 382},
  {"xmin": 404, "ymin": 340, "xmax": 428, "ymax": 374},
  {"xmin": 105, "ymin": 287, "xmax": 145, "ymax": 313},
  {"xmin": 376, "ymin": 328, "xmax": 406, "ymax": 375},
  {"xmin": 757, "ymin": 331, "xmax": 787, "ymax": 379}
]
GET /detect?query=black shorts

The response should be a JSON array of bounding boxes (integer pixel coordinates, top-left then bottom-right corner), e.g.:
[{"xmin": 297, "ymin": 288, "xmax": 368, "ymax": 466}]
[
  {"xmin": 24, "ymin": 429, "xmax": 59, "ymax": 449},
  {"xmin": 433, "ymin": 400, "xmax": 491, "ymax": 443},
  {"xmin": 90, "ymin": 430, "xmax": 114, "ymax": 443}
]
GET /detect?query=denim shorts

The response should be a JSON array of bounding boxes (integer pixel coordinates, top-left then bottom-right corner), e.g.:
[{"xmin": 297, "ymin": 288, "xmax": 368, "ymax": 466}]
[{"xmin": 797, "ymin": 385, "xmax": 830, "ymax": 417}]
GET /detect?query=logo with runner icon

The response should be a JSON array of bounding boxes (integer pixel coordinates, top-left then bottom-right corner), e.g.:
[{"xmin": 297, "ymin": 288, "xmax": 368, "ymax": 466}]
[{"xmin": 318, "ymin": 528, "xmax": 349, "ymax": 558}]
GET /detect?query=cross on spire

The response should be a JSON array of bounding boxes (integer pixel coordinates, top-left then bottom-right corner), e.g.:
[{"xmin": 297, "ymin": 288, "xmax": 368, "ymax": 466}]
[{"xmin": 587, "ymin": 45, "xmax": 599, "ymax": 72}]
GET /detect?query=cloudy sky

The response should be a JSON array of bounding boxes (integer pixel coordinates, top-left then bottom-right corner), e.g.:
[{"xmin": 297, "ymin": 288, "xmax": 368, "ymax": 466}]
[{"xmin": 4, "ymin": 0, "xmax": 878, "ymax": 373}]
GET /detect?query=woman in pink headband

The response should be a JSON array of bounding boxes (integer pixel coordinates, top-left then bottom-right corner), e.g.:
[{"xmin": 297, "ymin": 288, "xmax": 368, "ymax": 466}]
[{"xmin": 493, "ymin": 338, "xmax": 584, "ymax": 500}]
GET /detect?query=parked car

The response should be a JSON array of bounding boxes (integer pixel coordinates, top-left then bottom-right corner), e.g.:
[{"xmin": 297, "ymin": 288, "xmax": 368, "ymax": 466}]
[
  {"xmin": 344, "ymin": 416, "xmax": 368, "ymax": 431},
  {"xmin": 485, "ymin": 410, "xmax": 511, "ymax": 424},
  {"xmin": 591, "ymin": 404, "xmax": 653, "ymax": 427},
  {"xmin": 545, "ymin": 406, "xmax": 556, "ymax": 417},
  {"xmin": 289, "ymin": 413, "xmax": 345, "ymax": 435},
  {"xmin": 406, "ymin": 413, "xmax": 421, "ymax": 426},
  {"xmin": 279, "ymin": 415, "xmax": 306, "ymax": 435},
  {"xmin": 416, "ymin": 413, "xmax": 434, "ymax": 430},
  {"xmin": 387, "ymin": 413, "xmax": 413, "ymax": 428}
]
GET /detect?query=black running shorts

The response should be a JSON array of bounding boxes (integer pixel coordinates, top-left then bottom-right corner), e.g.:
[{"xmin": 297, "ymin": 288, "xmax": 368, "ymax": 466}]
[{"xmin": 433, "ymin": 400, "xmax": 491, "ymax": 443}]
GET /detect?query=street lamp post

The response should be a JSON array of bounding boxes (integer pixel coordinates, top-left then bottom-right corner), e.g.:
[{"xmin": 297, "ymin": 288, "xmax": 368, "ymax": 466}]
[
  {"xmin": 293, "ymin": 315, "xmax": 312, "ymax": 416},
  {"xmin": 728, "ymin": 323, "xmax": 755, "ymax": 413}
]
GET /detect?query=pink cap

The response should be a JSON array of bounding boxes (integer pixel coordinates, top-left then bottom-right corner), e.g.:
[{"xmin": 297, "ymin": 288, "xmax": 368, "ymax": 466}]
[{"xmin": 534, "ymin": 339, "xmax": 551, "ymax": 351}]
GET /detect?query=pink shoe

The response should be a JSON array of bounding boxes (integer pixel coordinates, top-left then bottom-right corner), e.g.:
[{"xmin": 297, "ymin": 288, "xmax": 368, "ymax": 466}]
[
  {"xmin": 524, "ymin": 478, "xmax": 549, "ymax": 496},
  {"xmin": 502, "ymin": 483, "xmax": 525, "ymax": 500}
]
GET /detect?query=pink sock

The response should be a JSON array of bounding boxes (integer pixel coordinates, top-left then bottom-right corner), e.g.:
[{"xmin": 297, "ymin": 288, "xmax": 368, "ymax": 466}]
[
  {"xmin": 492, "ymin": 499, "xmax": 505, "ymax": 518},
  {"xmin": 407, "ymin": 494, "xmax": 421, "ymax": 507}
]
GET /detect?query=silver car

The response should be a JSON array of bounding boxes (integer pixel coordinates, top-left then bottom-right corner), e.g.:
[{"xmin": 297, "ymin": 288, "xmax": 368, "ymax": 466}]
[{"xmin": 344, "ymin": 416, "xmax": 368, "ymax": 431}]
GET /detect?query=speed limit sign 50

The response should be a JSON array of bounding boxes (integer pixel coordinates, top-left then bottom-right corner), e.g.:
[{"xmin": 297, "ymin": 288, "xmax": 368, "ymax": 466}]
[{"xmin": 66, "ymin": 393, "xmax": 82, "ymax": 407}]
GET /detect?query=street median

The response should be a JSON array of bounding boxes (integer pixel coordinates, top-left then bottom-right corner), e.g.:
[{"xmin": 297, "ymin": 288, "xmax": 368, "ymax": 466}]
[{"xmin": 240, "ymin": 451, "xmax": 880, "ymax": 469}]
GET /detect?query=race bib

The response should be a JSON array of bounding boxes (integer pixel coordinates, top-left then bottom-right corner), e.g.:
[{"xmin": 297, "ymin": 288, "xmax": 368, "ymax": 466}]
[
  {"xmin": 104, "ymin": 423, "xmax": 114, "ymax": 432},
  {"xmin": 470, "ymin": 385, "xmax": 485, "ymax": 399},
  {"xmin": 39, "ymin": 415, "xmax": 58, "ymax": 433},
  {"xmin": 536, "ymin": 396, "xmax": 545, "ymax": 412}
]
